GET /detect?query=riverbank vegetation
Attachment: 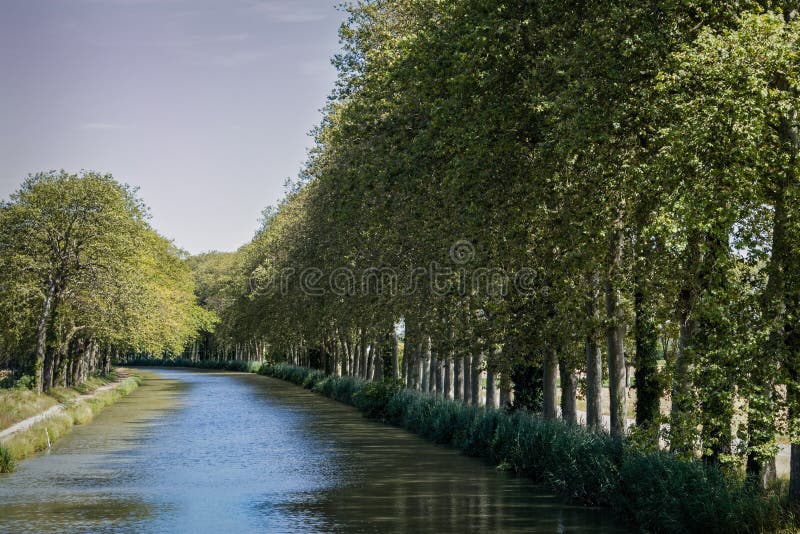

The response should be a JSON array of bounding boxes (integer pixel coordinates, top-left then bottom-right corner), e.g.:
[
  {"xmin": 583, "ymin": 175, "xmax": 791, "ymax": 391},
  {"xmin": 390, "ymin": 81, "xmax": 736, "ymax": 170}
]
[
  {"xmin": 0, "ymin": 373, "xmax": 141, "ymax": 472},
  {"xmin": 1, "ymin": 372, "xmax": 116, "ymax": 430}
]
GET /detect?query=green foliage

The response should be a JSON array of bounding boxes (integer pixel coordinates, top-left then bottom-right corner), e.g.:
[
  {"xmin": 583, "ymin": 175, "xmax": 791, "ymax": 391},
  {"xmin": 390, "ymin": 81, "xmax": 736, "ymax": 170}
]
[
  {"xmin": 0, "ymin": 171, "xmax": 212, "ymax": 391},
  {"xmin": 614, "ymin": 452, "xmax": 788, "ymax": 533},
  {"xmin": 0, "ymin": 444, "xmax": 15, "ymax": 473},
  {"xmin": 352, "ymin": 379, "xmax": 403, "ymax": 420},
  {"xmin": 13, "ymin": 376, "xmax": 34, "ymax": 390},
  {"xmin": 312, "ymin": 375, "xmax": 364, "ymax": 405}
]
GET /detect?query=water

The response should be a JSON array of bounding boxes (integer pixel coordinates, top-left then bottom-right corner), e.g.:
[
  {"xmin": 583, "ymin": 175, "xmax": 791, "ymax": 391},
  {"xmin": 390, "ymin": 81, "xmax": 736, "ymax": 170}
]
[{"xmin": 0, "ymin": 369, "xmax": 625, "ymax": 533}]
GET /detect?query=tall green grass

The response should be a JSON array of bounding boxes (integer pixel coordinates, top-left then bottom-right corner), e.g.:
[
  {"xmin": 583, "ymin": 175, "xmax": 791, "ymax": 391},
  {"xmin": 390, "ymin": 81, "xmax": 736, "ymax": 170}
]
[
  {"xmin": 257, "ymin": 363, "xmax": 794, "ymax": 533},
  {"xmin": 0, "ymin": 444, "xmax": 14, "ymax": 473}
]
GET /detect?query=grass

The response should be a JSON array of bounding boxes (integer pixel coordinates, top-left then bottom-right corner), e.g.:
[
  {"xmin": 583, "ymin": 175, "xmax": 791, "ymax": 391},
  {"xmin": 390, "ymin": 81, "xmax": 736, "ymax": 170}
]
[
  {"xmin": 0, "ymin": 388, "xmax": 58, "ymax": 430},
  {"xmin": 0, "ymin": 371, "xmax": 125, "ymax": 432},
  {"xmin": 0, "ymin": 374, "xmax": 141, "ymax": 470},
  {"xmin": 0, "ymin": 444, "xmax": 14, "ymax": 473}
]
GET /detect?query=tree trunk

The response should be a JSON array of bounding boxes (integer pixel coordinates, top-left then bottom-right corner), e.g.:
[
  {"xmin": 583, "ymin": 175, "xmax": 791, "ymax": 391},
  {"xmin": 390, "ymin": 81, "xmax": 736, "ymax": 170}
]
[
  {"xmin": 470, "ymin": 351, "xmax": 482, "ymax": 407},
  {"xmin": 401, "ymin": 345, "xmax": 409, "ymax": 386},
  {"xmin": 672, "ymin": 233, "xmax": 700, "ymax": 452},
  {"xmin": 585, "ymin": 273, "xmax": 603, "ymax": 428},
  {"xmin": 390, "ymin": 329, "xmax": 399, "ymax": 380},
  {"xmin": 543, "ymin": 348, "xmax": 559, "ymax": 420},
  {"xmin": 374, "ymin": 344, "xmax": 383, "ymax": 381},
  {"xmin": 454, "ymin": 355, "xmax": 464, "ymax": 401},
  {"xmin": 485, "ymin": 366, "xmax": 497, "ymax": 409},
  {"xmin": 426, "ymin": 337, "xmax": 435, "ymax": 394},
  {"xmin": 634, "ymin": 255, "xmax": 661, "ymax": 433},
  {"xmin": 791, "ymin": 442, "xmax": 800, "ymax": 507},
  {"xmin": 444, "ymin": 353, "xmax": 454, "ymax": 400},
  {"xmin": 43, "ymin": 346, "xmax": 56, "ymax": 392},
  {"xmin": 366, "ymin": 341, "xmax": 375, "ymax": 381},
  {"xmin": 361, "ymin": 333, "xmax": 370, "ymax": 380},
  {"xmin": 464, "ymin": 353, "xmax": 472, "ymax": 405},
  {"xmin": 431, "ymin": 354, "xmax": 439, "ymax": 395},
  {"xmin": 421, "ymin": 338, "xmax": 430, "ymax": 393},
  {"xmin": 559, "ymin": 360, "xmax": 577, "ymax": 425},
  {"xmin": 499, "ymin": 372, "xmax": 512, "ymax": 407},
  {"xmin": 341, "ymin": 335, "xmax": 350, "ymax": 376},
  {"xmin": 606, "ymin": 225, "xmax": 627, "ymax": 436},
  {"xmin": 34, "ymin": 279, "xmax": 57, "ymax": 393},
  {"xmin": 436, "ymin": 356, "xmax": 444, "ymax": 395}
]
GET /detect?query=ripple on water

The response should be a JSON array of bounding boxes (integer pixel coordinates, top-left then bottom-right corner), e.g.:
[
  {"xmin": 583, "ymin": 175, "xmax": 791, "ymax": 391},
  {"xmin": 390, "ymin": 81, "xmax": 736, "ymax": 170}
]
[{"xmin": 0, "ymin": 369, "xmax": 627, "ymax": 533}]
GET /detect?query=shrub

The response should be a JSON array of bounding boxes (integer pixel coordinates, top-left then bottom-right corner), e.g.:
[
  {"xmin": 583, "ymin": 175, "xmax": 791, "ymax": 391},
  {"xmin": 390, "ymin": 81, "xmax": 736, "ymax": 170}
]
[
  {"xmin": 0, "ymin": 444, "xmax": 15, "ymax": 473},
  {"xmin": 614, "ymin": 452, "xmax": 786, "ymax": 533},
  {"xmin": 312, "ymin": 375, "xmax": 364, "ymax": 404},
  {"xmin": 352, "ymin": 379, "xmax": 402, "ymax": 420},
  {"xmin": 14, "ymin": 375, "xmax": 34, "ymax": 390}
]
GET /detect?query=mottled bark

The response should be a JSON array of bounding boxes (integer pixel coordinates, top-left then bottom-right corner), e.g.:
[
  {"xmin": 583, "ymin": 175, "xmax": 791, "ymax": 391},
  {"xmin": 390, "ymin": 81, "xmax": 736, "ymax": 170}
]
[
  {"xmin": 390, "ymin": 329, "xmax": 400, "ymax": 380},
  {"xmin": 470, "ymin": 351, "xmax": 482, "ymax": 407},
  {"xmin": 585, "ymin": 273, "xmax": 603, "ymax": 428},
  {"xmin": 34, "ymin": 279, "xmax": 57, "ymax": 393},
  {"xmin": 485, "ymin": 367, "xmax": 497, "ymax": 409},
  {"xmin": 634, "ymin": 280, "xmax": 661, "ymax": 430},
  {"xmin": 373, "ymin": 344, "xmax": 383, "ymax": 381},
  {"xmin": 463, "ymin": 353, "xmax": 472, "ymax": 405},
  {"xmin": 559, "ymin": 360, "xmax": 577, "ymax": 425},
  {"xmin": 454, "ymin": 355, "xmax": 464, "ymax": 401},
  {"xmin": 606, "ymin": 225, "xmax": 627, "ymax": 436},
  {"xmin": 421, "ymin": 338, "xmax": 431, "ymax": 392},
  {"xmin": 444, "ymin": 354, "xmax": 454, "ymax": 400},
  {"xmin": 543, "ymin": 348, "xmax": 559, "ymax": 420},
  {"xmin": 499, "ymin": 372, "xmax": 512, "ymax": 407}
]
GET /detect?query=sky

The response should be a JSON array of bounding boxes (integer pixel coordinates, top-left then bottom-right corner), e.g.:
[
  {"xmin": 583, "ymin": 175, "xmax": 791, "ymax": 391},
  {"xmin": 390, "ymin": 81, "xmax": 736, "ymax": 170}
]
[{"xmin": 0, "ymin": 0, "xmax": 346, "ymax": 254}]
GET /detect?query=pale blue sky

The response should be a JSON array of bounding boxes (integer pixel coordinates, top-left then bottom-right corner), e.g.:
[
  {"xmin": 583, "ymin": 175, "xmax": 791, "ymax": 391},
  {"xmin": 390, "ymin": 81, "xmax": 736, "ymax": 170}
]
[{"xmin": 0, "ymin": 0, "xmax": 346, "ymax": 254}]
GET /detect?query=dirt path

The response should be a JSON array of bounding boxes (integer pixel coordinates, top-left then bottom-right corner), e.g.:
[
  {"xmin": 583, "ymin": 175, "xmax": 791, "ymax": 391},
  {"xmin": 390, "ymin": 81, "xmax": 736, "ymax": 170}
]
[{"xmin": 0, "ymin": 376, "xmax": 130, "ymax": 443}]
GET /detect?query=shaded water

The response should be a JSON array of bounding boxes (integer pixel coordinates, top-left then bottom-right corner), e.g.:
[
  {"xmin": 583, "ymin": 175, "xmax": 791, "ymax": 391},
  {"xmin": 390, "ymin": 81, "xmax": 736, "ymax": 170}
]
[{"xmin": 0, "ymin": 369, "xmax": 625, "ymax": 533}]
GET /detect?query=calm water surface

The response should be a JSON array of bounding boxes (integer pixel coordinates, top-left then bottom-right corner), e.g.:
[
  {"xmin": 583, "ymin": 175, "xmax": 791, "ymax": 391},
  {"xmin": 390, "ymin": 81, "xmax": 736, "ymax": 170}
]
[{"xmin": 0, "ymin": 369, "xmax": 625, "ymax": 533}]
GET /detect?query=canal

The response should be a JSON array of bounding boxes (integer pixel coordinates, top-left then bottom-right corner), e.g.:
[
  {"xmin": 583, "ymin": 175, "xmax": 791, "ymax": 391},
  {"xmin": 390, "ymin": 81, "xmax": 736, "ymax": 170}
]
[{"xmin": 0, "ymin": 369, "xmax": 624, "ymax": 532}]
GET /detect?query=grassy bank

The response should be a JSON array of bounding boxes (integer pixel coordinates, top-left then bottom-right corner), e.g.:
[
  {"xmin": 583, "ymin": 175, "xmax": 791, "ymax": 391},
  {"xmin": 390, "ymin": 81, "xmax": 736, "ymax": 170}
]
[
  {"xmin": 119, "ymin": 359, "xmax": 795, "ymax": 533},
  {"xmin": 0, "ymin": 373, "xmax": 124, "ymax": 431},
  {"xmin": 0, "ymin": 373, "xmax": 141, "ymax": 472}
]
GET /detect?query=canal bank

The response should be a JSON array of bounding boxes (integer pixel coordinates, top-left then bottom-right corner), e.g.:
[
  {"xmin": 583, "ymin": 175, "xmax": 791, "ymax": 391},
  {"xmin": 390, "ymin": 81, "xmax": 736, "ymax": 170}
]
[{"xmin": 0, "ymin": 371, "xmax": 141, "ymax": 471}]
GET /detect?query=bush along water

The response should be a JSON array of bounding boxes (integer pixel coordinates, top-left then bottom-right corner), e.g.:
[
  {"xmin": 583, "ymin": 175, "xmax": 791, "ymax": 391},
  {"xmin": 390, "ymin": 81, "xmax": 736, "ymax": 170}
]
[
  {"xmin": 255, "ymin": 363, "xmax": 792, "ymax": 534},
  {"xmin": 0, "ymin": 444, "xmax": 15, "ymax": 473}
]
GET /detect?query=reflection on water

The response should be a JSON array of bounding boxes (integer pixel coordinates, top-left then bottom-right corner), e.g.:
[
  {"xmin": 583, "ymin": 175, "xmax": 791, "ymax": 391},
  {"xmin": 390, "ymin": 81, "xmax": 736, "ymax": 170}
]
[{"xmin": 0, "ymin": 369, "xmax": 626, "ymax": 533}]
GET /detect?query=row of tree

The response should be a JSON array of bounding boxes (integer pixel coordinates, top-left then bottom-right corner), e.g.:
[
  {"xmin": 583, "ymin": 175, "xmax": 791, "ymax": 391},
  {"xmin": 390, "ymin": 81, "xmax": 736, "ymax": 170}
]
[
  {"xmin": 189, "ymin": 0, "xmax": 799, "ymax": 500},
  {"xmin": 0, "ymin": 171, "xmax": 215, "ymax": 393}
]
